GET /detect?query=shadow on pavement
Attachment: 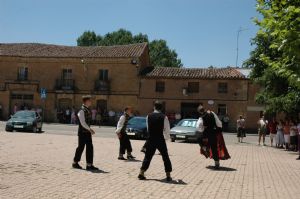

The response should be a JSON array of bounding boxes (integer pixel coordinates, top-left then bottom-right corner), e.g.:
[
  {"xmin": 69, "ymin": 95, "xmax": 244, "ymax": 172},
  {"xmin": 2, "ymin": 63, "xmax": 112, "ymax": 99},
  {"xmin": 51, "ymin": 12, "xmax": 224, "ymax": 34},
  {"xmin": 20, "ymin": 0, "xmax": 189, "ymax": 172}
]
[
  {"xmin": 87, "ymin": 169, "xmax": 110, "ymax": 174},
  {"xmin": 206, "ymin": 165, "xmax": 237, "ymax": 171},
  {"xmin": 124, "ymin": 159, "xmax": 142, "ymax": 162},
  {"xmin": 146, "ymin": 178, "xmax": 187, "ymax": 185}
]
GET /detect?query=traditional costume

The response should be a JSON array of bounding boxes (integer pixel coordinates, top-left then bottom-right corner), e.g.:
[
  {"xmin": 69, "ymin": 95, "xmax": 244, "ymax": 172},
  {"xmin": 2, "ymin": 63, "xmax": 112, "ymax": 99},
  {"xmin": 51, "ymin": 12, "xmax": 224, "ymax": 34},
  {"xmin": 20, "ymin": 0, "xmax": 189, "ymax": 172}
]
[
  {"xmin": 139, "ymin": 109, "xmax": 172, "ymax": 181},
  {"xmin": 197, "ymin": 110, "xmax": 230, "ymax": 168},
  {"xmin": 116, "ymin": 112, "xmax": 135, "ymax": 160}
]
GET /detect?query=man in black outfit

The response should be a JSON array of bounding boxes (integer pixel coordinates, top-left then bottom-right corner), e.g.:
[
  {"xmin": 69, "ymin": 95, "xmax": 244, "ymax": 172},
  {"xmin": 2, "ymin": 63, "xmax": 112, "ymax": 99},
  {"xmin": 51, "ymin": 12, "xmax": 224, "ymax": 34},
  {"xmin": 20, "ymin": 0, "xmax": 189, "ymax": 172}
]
[
  {"xmin": 198, "ymin": 105, "xmax": 220, "ymax": 169},
  {"xmin": 115, "ymin": 106, "xmax": 135, "ymax": 160},
  {"xmin": 138, "ymin": 101, "xmax": 172, "ymax": 181},
  {"xmin": 72, "ymin": 95, "xmax": 99, "ymax": 171}
]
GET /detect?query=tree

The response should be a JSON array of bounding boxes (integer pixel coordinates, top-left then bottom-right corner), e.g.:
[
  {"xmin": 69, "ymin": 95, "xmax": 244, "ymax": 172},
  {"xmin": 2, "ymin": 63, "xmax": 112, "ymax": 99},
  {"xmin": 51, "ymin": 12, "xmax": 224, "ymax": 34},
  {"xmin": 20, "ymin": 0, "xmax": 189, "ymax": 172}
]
[
  {"xmin": 77, "ymin": 29, "xmax": 182, "ymax": 67},
  {"xmin": 244, "ymin": 0, "xmax": 300, "ymax": 115}
]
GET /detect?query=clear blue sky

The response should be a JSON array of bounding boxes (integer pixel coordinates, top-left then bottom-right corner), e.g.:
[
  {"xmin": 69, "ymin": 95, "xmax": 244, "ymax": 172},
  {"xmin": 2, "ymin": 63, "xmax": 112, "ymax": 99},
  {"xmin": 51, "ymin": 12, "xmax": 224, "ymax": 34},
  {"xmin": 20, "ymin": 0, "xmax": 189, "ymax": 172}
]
[{"xmin": 0, "ymin": 0, "xmax": 258, "ymax": 67}]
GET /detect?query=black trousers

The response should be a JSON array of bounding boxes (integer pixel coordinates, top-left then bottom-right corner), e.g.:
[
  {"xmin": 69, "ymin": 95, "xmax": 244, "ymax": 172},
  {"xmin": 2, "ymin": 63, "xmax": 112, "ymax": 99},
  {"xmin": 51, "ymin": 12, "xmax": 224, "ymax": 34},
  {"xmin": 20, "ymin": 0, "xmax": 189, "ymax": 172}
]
[
  {"xmin": 119, "ymin": 132, "xmax": 132, "ymax": 155},
  {"xmin": 141, "ymin": 139, "xmax": 172, "ymax": 173},
  {"xmin": 73, "ymin": 134, "xmax": 94, "ymax": 164},
  {"xmin": 207, "ymin": 132, "xmax": 219, "ymax": 162}
]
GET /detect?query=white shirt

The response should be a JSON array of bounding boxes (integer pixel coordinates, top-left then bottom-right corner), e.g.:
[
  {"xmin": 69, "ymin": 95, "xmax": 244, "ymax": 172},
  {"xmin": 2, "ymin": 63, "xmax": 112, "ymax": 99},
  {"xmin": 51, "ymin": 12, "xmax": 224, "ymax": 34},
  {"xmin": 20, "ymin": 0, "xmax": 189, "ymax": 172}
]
[
  {"xmin": 77, "ymin": 108, "xmax": 92, "ymax": 132},
  {"xmin": 115, "ymin": 114, "xmax": 127, "ymax": 134},
  {"xmin": 146, "ymin": 110, "xmax": 171, "ymax": 140},
  {"xmin": 196, "ymin": 111, "xmax": 222, "ymax": 133}
]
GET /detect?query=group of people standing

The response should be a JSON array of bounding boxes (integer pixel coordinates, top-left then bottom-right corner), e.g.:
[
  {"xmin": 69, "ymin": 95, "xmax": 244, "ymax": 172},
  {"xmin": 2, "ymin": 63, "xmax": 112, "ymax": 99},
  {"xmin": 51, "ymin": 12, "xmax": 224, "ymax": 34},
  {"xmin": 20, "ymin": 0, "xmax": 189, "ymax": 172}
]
[
  {"xmin": 258, "ymin": 116, "xmax": 300, "ymax": 159},
  {"xmin": 71, "ymin": 95, "xmax": 231, "ymax": 181}
]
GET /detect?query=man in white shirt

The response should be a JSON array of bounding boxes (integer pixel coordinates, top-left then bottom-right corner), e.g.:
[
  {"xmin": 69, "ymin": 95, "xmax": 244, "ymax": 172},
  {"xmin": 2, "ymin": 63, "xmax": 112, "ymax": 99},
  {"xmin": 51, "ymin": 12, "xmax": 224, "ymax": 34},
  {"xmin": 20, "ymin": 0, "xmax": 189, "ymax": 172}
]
[
  {"xmin": 72, "ymin": 95, "xmax": 99, "ymax": 171},
  {"xmin": 139, "ymin": 101, "xmax": 172, "ymax": 181},
  {"xmin": 115, "ymin": 107, "xmax": 135, "ymax": 160}
]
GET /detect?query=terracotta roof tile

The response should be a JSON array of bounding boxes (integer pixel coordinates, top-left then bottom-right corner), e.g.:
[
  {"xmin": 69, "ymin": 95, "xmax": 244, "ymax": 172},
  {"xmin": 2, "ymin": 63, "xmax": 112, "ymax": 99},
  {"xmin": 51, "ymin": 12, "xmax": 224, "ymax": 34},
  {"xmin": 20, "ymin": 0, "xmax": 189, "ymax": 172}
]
[
  {"xmin": 144, "ymin": 67, "xmax": 246, "ymax": 79},
  {"xmin": 0, "ymin": 43, "xmax": 148, "ymax": 58}
]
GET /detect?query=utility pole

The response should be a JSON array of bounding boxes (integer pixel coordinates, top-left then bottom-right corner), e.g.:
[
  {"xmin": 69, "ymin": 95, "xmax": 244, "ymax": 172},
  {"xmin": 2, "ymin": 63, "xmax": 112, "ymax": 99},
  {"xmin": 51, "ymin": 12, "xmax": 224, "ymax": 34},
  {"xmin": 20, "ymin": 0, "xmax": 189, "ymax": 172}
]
[{"xmin": 235, "ymin": 27, "xmax": 248, "ymax": 67}]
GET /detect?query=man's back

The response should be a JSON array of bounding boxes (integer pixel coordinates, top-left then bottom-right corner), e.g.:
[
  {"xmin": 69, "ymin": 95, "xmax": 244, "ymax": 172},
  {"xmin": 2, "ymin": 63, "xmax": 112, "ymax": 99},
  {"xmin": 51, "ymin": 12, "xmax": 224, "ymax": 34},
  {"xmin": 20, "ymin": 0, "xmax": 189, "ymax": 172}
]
[{"xmin": 147, "ymin": 112, "xmax": 165, "ymax": 140}]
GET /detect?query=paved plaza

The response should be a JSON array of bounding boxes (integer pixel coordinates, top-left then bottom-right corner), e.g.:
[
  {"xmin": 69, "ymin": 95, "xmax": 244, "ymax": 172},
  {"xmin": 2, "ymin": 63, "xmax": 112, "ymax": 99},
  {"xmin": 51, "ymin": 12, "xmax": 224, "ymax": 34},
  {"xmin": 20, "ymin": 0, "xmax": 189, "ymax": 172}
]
[{"xmin": 0, "ymin": 125, "xmax": 300, "ymax": 199}]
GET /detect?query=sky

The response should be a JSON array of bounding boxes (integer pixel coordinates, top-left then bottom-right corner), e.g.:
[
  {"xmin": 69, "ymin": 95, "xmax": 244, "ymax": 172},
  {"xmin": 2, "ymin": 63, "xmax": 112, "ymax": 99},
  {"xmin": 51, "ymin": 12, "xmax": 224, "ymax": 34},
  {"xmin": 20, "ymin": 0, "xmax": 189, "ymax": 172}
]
[{"xmin": 0, "ymin": 0, "xmax": 259, "ymax": 67}]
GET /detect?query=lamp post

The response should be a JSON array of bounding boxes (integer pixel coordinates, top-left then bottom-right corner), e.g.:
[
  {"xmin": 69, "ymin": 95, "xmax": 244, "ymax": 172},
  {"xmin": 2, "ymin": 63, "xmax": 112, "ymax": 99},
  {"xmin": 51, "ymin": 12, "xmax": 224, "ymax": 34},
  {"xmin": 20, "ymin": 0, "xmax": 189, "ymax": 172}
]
[{"xmin": 235, "ymin": 27, "xmax": 248, "ymax": 67}]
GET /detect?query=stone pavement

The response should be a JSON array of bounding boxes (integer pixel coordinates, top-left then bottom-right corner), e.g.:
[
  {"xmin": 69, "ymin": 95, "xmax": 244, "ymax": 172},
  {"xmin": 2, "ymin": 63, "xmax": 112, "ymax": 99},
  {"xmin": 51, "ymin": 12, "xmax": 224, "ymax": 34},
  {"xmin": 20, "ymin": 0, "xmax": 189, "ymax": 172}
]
[{"xmin": 0, "ymin": 131, "xmax": 299, "ymax": 199}]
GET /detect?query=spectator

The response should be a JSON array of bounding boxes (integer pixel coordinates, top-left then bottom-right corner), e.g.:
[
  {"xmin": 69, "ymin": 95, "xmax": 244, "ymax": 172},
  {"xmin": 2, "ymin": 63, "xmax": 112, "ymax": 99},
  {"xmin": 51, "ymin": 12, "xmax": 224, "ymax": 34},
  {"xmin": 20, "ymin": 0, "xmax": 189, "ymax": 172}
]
[
  {"xmin": 297, "ymin": 120, "xmax": 300, "ymax": 160},
  {"xmin": 96, "ymin": 111, "xmax": 102, "ymax": 127},
  {"xmin": 108, "ymin": 110, "xmax": 116, "ymax": 125},
  {"xmin": 13, "ymin": 103, "xmax": 18, "ymax": 114},
  {"xmin": 71, "ymin": 108, "xmax": 77, "ymax": 124},
  {"xmin": 283, "ymin": 120, "xmax": 290, "ymax": 150},
  {"xmin": 65, "ymin": 108, "xmax": 71, "ymax": 124},
  {"xmin": 222, "ymin": 114, "xmax": 230, "ymax": 132},
  {"xmin": 257, "ymin": 116, "xmax": 267, "ymax": 146},
  {"xmin": 91, "ymin": 108, "xmax": 97, "ymax": 125},
  {"xmin": 268, "ymin": 118, "xmax": 277, "ymax": 147},
  {"xmin": 276, "ymin": 120, "xmax": 285, "ymax": 148},
  {"xmin": 236, "ymin": 115, "xmax": 246, "ymax": 143},
  {"xmin": 290, "ymin": 120, "xmax": 298, "ymax": 152},
  {"xmin": 0, "ymin": 104, "xmax": 2, "ymax": 120}
]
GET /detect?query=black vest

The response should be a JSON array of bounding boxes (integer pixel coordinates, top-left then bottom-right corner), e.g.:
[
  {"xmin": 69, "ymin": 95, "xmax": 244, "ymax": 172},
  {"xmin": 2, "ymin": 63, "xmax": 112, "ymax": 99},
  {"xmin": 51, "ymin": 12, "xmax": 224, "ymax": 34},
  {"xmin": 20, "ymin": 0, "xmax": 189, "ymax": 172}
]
[
  {"xmin": 120, "ymin": 113, "xmax": 130, "ymax": 134},
  {"xmin": 202, "ymin": 111, "xmax": 217, "ymax": 136},
  {"xmin": 147, "ymin": 112, "xmax": 165, "ymax": 140},
  {"xmin": 78, "ymin": 105, "xmax": 92, "ymax": 136}
]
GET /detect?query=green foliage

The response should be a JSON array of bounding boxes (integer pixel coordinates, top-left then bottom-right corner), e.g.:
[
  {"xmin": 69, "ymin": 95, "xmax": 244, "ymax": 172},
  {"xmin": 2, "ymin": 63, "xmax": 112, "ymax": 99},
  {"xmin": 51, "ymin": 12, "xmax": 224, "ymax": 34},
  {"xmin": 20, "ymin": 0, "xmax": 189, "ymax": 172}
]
[
  {"xmin": 77, "ymin": 29, "xmax": 182, "ymax": 68},
  {"xmin": 244, "ymin": 0, "xmax": 300, "ymax": 114}
]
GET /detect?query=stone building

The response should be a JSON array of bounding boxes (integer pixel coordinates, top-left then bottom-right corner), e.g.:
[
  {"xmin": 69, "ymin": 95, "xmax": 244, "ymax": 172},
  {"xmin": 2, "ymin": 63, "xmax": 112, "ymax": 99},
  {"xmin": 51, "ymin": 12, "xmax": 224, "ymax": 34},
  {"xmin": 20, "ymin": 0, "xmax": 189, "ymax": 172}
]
[
  {"xmin": 138, "ymin": 67, "xmax": 263, "ymax": 131},
  {"xmin": 0, "ymin": 43, "xmax": 150, "ymax": 122},
  {"xmin": 0, "ymin": 42, "xmax": 263, "ymax": 130}
]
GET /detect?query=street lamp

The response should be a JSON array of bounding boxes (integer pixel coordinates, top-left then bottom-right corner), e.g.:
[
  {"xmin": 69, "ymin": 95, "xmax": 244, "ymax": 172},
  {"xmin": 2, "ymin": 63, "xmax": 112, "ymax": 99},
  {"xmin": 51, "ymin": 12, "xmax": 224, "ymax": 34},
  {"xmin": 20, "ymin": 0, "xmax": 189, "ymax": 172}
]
[{"xmin": 235, "ymin": 27, "xmax": 248, "ymax": 67}]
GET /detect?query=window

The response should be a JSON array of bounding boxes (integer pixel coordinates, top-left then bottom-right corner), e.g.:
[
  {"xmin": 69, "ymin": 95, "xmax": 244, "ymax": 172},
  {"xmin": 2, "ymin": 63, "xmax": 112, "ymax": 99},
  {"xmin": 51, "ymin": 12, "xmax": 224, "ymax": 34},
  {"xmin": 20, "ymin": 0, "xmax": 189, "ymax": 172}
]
[
  {"xmin": 99, "ymin": 69, "xmax": 109, "ymax": 81},
  {"xmin": 218, "ymin": 104, "xmax": 227, "ymax": 115},
  {"xmin": 11, "ymin": 94, "xmax": 33, "ymax": 100},
  {"xmin": 62, "ymin": 69, "xmax": 72, "ymax": 79},
  {"xmin": 218, "ymin": 82, "xmax": 228, "ymax": 93},
  {"xmin": 155, "ymin": 81, "xmax": 165, "ymax": 92},
  {"xmin": 188, "ymin": 82, "xmax": 199, "ymax": 93},
  {"xmin": 18, "ymin": 67, "xmax": 28, "ymax": 80}
]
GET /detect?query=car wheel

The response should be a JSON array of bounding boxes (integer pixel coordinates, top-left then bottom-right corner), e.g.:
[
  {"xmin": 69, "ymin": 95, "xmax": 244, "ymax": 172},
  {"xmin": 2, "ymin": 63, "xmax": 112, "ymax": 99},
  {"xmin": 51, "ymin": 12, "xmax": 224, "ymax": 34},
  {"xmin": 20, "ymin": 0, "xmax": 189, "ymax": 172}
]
[
  {"xmin": 171, "ymin": 138, "xmax": 175, "ymax": 142},
  {"xmin": 32, "ymin": 126, "xmax": 37, "ymax": 133},
  {"xmin": 5, "ymin": 129, "xmax": 13, "ymax": 132},
  {"xmin": 38, "ymin": 128, "xmax": 42, "ymax": 133}
]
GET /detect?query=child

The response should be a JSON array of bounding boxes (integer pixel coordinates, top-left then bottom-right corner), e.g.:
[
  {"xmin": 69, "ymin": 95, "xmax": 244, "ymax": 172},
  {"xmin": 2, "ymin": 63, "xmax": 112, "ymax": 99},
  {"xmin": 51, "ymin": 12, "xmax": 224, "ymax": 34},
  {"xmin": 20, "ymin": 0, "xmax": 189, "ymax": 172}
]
[
  {"xmin": 283, "ymin": 120, "xmax": 290, "ymax": 150},
  {"xmin": 297, "ymin": 120, "xmax": 300, "ymax": 160},
  {"xmin": 276, "ymin": 120, "xmax": 284, "ymax": 148}
]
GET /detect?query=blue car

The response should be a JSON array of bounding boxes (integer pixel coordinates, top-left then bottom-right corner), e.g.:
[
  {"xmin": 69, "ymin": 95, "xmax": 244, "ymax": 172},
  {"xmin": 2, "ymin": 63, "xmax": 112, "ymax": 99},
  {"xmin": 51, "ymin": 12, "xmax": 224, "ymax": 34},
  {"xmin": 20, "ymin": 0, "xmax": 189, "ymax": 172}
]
[{"xmin": 126, "ymin": 116, "xmax": 148, "ymax": 139}]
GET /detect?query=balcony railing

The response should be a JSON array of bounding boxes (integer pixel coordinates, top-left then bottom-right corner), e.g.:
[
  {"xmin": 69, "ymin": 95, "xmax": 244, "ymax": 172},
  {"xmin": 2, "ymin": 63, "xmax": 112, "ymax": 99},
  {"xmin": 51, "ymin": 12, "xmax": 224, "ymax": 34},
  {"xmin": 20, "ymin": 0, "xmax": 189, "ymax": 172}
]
[
  {"xmin": 94, "ymin": 80, "xmax": 110, "ymax": 92},
  {"xmin": 55, "ymin": 79, "xmax": 75, "ymax": 90}
]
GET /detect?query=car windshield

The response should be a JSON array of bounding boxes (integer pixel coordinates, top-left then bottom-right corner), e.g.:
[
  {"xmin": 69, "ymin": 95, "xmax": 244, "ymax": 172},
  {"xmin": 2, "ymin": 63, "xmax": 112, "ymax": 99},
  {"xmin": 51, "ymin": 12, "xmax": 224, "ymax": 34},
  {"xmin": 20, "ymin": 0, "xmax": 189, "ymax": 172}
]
[
  {"xmin": 177, "ymin": 120, "xmax": 197, "ymax": 128},
  {"xmin": 13, "ymin": 111, "xmax": 35, "ymax": 118},
  {"xmin": 128, "ymin": 117, "xmax": 146, "ymax": 126}
]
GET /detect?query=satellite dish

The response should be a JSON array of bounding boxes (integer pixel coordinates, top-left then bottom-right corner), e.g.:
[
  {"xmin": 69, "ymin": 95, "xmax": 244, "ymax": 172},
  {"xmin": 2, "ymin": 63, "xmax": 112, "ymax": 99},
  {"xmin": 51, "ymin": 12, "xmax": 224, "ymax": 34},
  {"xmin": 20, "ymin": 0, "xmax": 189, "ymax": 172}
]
[{"xmin": 208, "ymin": 100, "xmax": 214, "ymax": 105}]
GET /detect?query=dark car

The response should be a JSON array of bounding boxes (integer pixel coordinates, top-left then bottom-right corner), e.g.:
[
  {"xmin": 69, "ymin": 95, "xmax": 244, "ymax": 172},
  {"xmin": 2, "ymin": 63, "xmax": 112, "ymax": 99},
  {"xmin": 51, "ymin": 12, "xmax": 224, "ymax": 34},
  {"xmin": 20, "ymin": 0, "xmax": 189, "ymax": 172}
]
[
  {"xmin": 170, "ymin": 119, "xmax": 199, "ymax": 142},
  {"xmin": 5, "ymin": 110, "xmax": 43, "ymax": 133},
  {"xmin": 126, "ymin": 116, "xmax": 148, "ymax": 139}
]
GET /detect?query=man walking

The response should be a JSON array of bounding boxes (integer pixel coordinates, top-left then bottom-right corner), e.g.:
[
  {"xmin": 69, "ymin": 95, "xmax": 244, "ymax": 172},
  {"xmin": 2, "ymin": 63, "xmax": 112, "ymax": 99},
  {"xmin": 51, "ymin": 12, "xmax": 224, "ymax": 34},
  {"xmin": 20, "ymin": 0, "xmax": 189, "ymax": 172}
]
[
  {"xmin": 72, "ymin": 95, "xmax": 99, "ymax": 171},
  {"xmin": 138, "ymin": 101, "xmax": 172, "ymax": 181},
  {"xmin": 116, "ymin": 106, "xmax": 135, "ymax": 160}
]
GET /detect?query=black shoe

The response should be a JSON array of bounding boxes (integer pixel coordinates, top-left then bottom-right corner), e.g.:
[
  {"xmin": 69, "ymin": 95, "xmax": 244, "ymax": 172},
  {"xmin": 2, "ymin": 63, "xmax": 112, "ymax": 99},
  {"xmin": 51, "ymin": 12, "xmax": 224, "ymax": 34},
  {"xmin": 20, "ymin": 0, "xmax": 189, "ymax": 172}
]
[
  {"xmin": 138, "ymin": 174, "xmax": 146, "ymax": 180},
  {"xmin": 72, "ymin": 163, "xmax": 82, "ymax": 169},
  {"xmin": 166, "ymin": 176, "xmax": 172, "ymax": 182},
  {"xmin": 118, "ymin": 157, "xmax": 127, "ymax": 160},
  {"xmin": 127, "ymin": 155, "xmax": 136, "ymax": 160},
  {"xmin": 86, "ymin": 165, "xmax": 99, "ymax": 171}
]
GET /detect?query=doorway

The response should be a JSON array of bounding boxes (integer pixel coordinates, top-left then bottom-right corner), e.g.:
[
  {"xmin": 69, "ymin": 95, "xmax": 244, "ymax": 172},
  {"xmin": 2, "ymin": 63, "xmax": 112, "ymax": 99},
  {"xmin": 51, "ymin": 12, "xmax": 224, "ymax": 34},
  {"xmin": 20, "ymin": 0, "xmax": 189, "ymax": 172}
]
[{"xmin": 181, "ymin": 103, "xmax": 200, "ymax": 119}]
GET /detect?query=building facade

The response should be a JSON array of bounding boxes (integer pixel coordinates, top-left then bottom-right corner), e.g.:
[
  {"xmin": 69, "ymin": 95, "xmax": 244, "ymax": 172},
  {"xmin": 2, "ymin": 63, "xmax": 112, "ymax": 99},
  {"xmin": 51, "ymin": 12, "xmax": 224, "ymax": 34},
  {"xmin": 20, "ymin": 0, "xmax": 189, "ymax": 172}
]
[
  {"xmin": 0, "ymin": 43, "xmax": 150, "ymax": 122},
  {"xmin": 0, "ymin": 43, "xmax": 263, "ymax": 130},
  {"xmin": 138, "ymin": 67, "xmax": 263, "ymax": 131}
]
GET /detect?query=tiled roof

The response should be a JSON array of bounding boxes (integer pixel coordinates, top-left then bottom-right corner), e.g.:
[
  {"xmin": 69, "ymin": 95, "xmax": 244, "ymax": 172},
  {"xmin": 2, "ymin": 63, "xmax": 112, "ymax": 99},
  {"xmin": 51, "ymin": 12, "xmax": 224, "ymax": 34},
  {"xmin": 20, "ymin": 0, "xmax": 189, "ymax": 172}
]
[
  {"xmin": 144, "ymin": 67, "xmax": 247, "ymax": 79},
  {"xmin": 0, "ymin": 42, "xmax": 148, "ymax": 58}
]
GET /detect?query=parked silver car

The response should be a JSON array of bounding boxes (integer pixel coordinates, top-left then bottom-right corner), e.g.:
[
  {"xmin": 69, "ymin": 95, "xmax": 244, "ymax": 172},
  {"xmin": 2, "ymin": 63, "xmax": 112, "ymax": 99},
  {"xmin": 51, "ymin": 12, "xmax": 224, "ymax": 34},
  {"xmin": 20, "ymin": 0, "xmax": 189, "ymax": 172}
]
[{"xmin": 170, "ymin": 119, "xmax": 199, "ymax": 142}]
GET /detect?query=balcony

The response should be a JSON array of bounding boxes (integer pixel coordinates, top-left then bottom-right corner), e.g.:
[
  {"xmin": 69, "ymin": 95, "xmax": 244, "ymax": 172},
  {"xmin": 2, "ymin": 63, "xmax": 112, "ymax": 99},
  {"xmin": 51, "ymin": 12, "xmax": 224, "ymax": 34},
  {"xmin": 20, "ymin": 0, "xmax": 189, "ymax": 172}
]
[
  {"xmin": 55, "ymin": 79, "xmax": 75, "ymax": 90},
  {"xmin": 94, "ymin": 80, "xmax": 110, "ymax": 92}
]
